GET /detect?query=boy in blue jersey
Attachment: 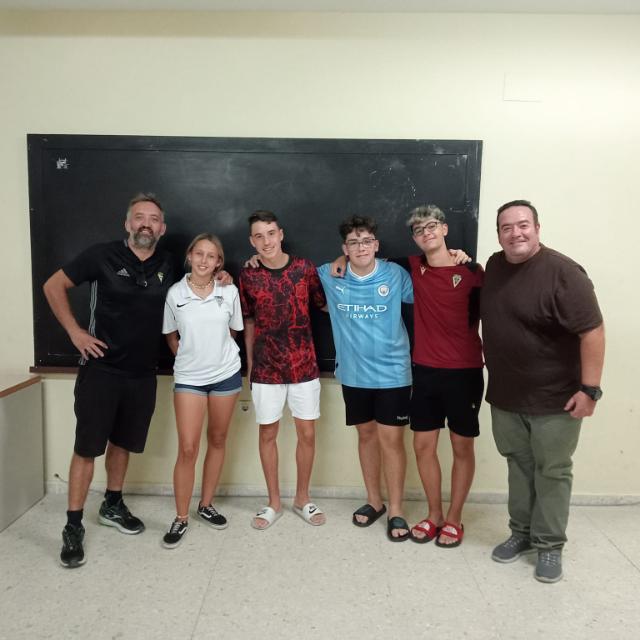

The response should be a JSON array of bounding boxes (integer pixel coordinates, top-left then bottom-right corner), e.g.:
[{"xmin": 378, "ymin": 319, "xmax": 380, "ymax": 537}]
[{"xmin": 317, "ymin": 216, "xmax": 414, "ymax": 541}]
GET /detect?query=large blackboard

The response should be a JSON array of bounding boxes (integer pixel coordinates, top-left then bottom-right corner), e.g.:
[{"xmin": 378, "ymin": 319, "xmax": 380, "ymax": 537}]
[{"xmin": 28, "ymin": 135, "xmax": 482, "ymax": 372}]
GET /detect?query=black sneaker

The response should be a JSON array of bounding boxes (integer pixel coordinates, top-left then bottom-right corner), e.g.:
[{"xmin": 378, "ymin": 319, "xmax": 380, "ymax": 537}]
[
  {"xmin": 162, "ymin": 519, "xmax": 188, "ymax": 549},
  {"xmin": 197, "ymin": 504, "xmax": 228, "ymax": 529},
  {"xmin": 60, "ymin": 523, "xmax": 86, "ymax": 568},
  {"xmin": 98, "ymin": 498, "xmax": 145, "ymax": 534}
]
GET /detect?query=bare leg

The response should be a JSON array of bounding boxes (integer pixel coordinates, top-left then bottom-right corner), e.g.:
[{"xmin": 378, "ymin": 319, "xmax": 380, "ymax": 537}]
[
  {"xmin": 354, "ymin": 421, "xmax": 384, "ymax": 524},
  {"xmin": 439, "ymin": 431, "xmax": 476, "ymax": 545},
  {"xmin": 68, "ymin": 453, "xmax": 95, "ymax": 511},
  {"xmin": 378, "ymin": 424, "xmax": 407, "ymax": 538},
  {"xmin": 105, "ymin": 442, "xmax": 130, "ymax": 492},
  {"xmin": 293, "ymin": 418, "xmax": 325, "ymax": 525},
  {"xmin": 173, "ymin": 392, "xmax": 207, "ymax": 518},
  {"xmin": 412, "ymin": 430, "xmax": 444, "ymax": 540},
  {"xmin": 200, "ymin": 392, "xmax": 239, "ymax": 507},
  {"xmin": 253, "ymin": 421, "xmax": 281, "ymax": 529}
]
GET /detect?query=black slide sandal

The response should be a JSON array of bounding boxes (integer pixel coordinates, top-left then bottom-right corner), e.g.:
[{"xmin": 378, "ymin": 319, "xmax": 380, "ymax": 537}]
[{"xmin": 352, "ymin": 503, "xmax": 387, "ymax": 528}]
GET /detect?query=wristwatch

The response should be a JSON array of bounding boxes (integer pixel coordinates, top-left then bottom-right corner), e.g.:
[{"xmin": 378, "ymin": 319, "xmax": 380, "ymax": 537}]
[{"xmin": 580, "ymin": 384, "xmax": 603, "ymax": 401}]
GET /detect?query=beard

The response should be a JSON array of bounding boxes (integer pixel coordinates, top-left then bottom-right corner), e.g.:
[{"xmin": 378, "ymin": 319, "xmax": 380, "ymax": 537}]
[{"xmin": 131, "ymin": 228, "xmax": 159, "ymax": 249}]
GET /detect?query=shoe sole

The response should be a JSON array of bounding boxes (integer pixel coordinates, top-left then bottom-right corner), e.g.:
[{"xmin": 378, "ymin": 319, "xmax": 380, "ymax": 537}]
[
  {"xmin": 491, "ymin": 547, "xmax": 536, "ymax": 563},
  {"xmin": 410, "ymin": 533, "xmax": 436, "ymax": 544},
  {"xmin": 197, "ymin": 515, "xmax": 228, "ymax": 530},
  {"xmin": 162, "ymin": 537, "xmax": 185, "ymax": 549},
  {"xmin": 60, "ymin": 557, "xmax": 86, "ymax": 568},
  {"xmin": 534, "ymin": 571, "xmax": 563, "ymax": 583},
  {"xmin": 98, "ymin": 514, "xmax": 145, "ymax": 535},
  {"xmin": 387, "ymin": 535, "xmax": 410, "ymax": 542}
]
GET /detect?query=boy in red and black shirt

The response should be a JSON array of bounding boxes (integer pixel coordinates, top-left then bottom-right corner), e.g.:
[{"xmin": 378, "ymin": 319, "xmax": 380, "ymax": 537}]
[{"xmin": 239, "ymin": 210, "xmax": 327, "ymax": 530}]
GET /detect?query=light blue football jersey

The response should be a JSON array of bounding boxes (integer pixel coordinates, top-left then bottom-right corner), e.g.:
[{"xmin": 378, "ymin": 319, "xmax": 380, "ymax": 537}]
[{"xmin": 317, "ymin": 260, "xmax": 413, "ymax": 388}]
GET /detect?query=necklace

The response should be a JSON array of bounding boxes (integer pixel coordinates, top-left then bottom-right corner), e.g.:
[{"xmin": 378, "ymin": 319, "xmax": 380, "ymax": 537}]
[{"xmin": 187, "ymin": 274, "xmax": 214, "ymax": 290}]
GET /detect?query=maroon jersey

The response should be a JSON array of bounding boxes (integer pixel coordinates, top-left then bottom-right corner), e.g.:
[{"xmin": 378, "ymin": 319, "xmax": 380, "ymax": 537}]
[
  {"xmin": 408, "ymin": 255, "xmax": 484, "ymax": 369},
  {"xmin": 239, "ymin": 256, "xmax": 326, "ymax": 384}
]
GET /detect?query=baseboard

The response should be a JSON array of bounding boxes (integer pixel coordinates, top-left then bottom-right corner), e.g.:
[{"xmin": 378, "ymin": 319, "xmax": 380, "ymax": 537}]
[{"xmin": 44, "ymin": 479, "xmax": 640, "ymax": 506}]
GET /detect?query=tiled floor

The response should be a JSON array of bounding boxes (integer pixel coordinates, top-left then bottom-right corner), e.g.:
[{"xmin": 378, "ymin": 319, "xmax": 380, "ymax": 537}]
[{"xmin": 1, "ymin": 494, "xmax": 639, "ymax": 640}]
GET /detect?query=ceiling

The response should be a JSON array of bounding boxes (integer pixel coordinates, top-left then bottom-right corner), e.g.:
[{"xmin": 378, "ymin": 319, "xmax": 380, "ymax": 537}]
[{"xmin": 0, "ymin": 0, "xmax": 638, "ymax": 14}]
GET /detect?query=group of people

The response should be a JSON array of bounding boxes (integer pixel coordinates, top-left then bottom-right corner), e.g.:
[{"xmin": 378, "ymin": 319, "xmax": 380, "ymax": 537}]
[{"xmin": 43, "ymin": 193, "xmax": 604, "ymax": 585}]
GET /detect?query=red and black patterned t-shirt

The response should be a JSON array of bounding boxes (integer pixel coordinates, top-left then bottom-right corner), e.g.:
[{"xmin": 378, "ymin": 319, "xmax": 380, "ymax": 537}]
[{"xmin": 239, "ymin": 256, "xmax": 326, "ymax": 384}]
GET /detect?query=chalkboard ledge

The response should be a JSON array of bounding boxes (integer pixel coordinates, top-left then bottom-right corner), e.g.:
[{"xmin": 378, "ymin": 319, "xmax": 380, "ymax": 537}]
[{"xmin": 30, "ymin": 366, "xmax": 337, "ymax": 379}]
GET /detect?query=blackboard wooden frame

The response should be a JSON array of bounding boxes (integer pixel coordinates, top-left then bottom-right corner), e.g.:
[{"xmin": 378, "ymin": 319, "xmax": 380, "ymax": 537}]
[{"xmin": 28, "ymin": 134, "xmax": 482, "ymax": 372}]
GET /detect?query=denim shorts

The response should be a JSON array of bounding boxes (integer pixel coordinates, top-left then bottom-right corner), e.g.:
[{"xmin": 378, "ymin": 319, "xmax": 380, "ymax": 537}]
[{"xmin": 174, "ymin": 370, "xmax": 242, "ymax": 397}]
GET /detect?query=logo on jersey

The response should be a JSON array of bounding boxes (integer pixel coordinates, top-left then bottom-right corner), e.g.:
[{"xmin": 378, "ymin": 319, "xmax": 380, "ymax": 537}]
[
  {"xmin": 452, "ymin": 274, "xmax": 462, "ymax": 288},
  {"xmin": 158, "ymin": 272, "xmax": 165, "ymax": 283},
  {"xmin": 335, "ymin": 285, "xmax": 346, "ymax": 294},
  {"xmin": 337, "ymin": 303, "xmax": 387, "ymax": 319},
  {"xmin": 116, "ymin": 268, "xmax": 130, "ymax": 278},
  {"xmin": 377, "ymin": 284, "xmax": 390, "ymax": 297}
]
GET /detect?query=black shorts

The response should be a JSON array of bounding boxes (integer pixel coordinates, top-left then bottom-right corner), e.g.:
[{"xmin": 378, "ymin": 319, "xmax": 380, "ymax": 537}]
[
  {"xmin": 73, "ymin": 365, "xmax": 158, "ymax": 458},
  {"xmin": 410, "ymin": 365, "xmax": 484, "ymax": 437},
  {"xmin": 341, "ymin": 385, "xmax": 411, "ymax": 427}
]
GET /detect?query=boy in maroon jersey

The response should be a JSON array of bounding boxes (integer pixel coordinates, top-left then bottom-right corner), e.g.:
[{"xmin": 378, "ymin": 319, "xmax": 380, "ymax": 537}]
[
  {"xmin": 404, "ymin": 205, "xmax": 484, "ymax": 548},
  {"xmin": 239, "ymin": 210, "xmax": 327, "ymax": 529}
]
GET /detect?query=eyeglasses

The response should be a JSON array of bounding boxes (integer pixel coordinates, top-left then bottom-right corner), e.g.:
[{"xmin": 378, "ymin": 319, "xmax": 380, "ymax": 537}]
[
  {"xmin": 345, "ymin": 238, "xmax": 376, "ymax": 249},
  {"xmin": 412, "ymin": 221, "xmax": 440, "ymax": 237}
]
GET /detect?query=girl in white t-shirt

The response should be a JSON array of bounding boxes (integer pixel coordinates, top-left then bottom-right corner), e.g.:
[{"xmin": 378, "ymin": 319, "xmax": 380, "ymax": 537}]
[{"xmin": 161, "ymin": 233, "xmax": 243, "ymax": 548}]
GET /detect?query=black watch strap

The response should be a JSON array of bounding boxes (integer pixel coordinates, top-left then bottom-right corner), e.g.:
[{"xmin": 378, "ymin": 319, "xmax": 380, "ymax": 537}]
[{"xmin": 580, "ymin": 384, "xmax": 603, "ymax": 401}]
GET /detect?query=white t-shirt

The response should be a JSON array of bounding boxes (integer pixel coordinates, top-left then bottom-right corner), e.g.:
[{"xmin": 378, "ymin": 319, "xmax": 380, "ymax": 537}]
[{"xmin": 163, "ymin": 276, "xmax": 243, "ymax": 386}]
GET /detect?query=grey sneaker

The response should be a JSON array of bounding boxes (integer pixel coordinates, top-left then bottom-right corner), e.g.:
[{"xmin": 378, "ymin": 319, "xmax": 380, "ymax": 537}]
[
  {"xmin": 98, "ymin": 499, "xmax": 145, "ymax": 534},
  {"xmin": 491, "ymin": 534, "xmax": 534, "ymax": 563},
  {"xmin": 535, "ymin": 550, "xmax": 563, "ymax": 583}
]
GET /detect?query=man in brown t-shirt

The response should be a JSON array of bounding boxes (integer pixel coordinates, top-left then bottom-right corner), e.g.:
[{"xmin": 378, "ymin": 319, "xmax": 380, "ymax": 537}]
[{"xmin": 481, "ymin": 199, "xmax": 604, "ymax": 584}]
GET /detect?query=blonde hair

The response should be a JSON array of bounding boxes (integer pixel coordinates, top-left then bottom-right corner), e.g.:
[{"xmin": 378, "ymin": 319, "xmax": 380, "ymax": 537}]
[
  {"xmin": 406, "ymin": 204, "xmax": 446, "ymax": 229},
  {"xmin": 185, "ymin": 233, "xmax": 225, "ymax": 273}
]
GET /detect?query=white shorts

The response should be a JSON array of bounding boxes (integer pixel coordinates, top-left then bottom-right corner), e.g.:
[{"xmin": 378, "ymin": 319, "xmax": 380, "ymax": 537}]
[{"xmin": 251, "ymin": 378, "xmax": 321, "ymax": 425}]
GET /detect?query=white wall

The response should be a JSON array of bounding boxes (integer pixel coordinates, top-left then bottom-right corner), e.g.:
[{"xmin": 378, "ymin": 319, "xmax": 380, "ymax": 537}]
[{"xmin": 2, "ymin": 10, "xmax": 638, "ymax": 500}]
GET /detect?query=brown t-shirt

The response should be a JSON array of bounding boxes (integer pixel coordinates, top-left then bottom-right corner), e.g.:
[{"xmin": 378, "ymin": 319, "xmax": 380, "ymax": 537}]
[{"xmin": 481, "ymin": 245, "xmax": 602, "ymax": 414}]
